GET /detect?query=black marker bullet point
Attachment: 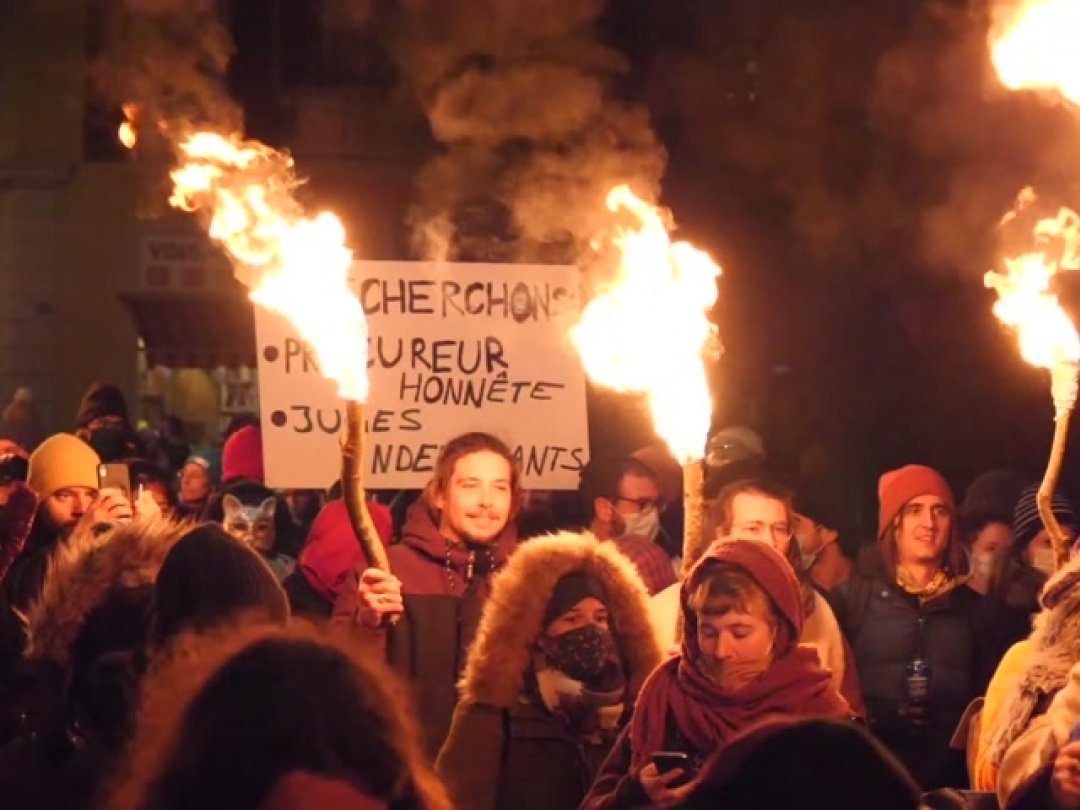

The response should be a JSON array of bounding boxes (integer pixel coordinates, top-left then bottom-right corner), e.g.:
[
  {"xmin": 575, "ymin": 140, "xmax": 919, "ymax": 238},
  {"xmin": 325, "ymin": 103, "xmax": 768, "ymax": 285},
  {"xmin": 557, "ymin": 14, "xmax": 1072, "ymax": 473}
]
[
  {"xmin": 270, "ymin": 410, "xmax": 287, "ymax": 427},
  {"xmin": 263, "ymin": 346, "xmax": 280, "ymax": 362}
]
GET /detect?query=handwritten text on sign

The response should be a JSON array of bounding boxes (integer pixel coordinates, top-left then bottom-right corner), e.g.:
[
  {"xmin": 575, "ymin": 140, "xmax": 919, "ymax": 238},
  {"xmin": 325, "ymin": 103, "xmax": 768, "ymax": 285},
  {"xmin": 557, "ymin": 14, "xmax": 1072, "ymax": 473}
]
[{"xmin": 254, "ymin": 262, "xmax": 589, "ymax": 489}]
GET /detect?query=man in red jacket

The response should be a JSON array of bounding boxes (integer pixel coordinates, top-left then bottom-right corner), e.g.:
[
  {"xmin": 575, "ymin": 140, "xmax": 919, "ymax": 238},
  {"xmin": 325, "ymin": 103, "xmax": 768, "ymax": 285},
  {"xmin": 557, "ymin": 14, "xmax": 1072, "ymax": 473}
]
[{"xmin": 336, "ymin": 431, "xmax": 521, "ymax": 755}]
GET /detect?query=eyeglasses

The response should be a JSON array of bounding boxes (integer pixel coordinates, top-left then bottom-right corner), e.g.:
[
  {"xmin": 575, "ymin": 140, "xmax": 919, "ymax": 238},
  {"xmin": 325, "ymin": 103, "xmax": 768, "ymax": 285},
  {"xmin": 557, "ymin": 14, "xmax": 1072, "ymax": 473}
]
[
  {"xmin": 733, "ymin": 521, "xmax": 792, "ymax": 543},
  {"xmin": 614, "ymin": 496, "xmax": 660, "ymax": 514}
]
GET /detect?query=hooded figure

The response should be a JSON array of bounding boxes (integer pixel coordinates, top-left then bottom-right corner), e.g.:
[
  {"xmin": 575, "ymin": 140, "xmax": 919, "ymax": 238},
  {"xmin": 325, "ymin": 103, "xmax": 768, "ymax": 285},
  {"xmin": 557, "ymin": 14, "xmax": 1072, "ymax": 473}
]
[
  {"xmin": 975, "ymin": 550, "xmax": 1080, "ymax": 804},
  {"xmin": 0, "ymin": 517, "xmax": 190, "ymax": 809},
  {"xmin": 435, "ymin": 531, "xmax": 661, "ymax": 810},
  {"xmin": 282, "ymin": 498, "xmax": 393, "ymax": 618},
  {"xmin": 73, "ymin": 383, "xmax": 141, "ymax": 463},
  {"xmin": 581, "ymin": 538, "xmax": 851, "ymax": 809},
  {"xmin": 335, "ymin": 495, "xmax": 519, "ymax": 754},
  {"xmin": 105, "ymin": 623, "xmax": 451, "ymax": 810},
  {"xmin": 333, "ymin": 432, "xmax": 522, "ymax": 756}
]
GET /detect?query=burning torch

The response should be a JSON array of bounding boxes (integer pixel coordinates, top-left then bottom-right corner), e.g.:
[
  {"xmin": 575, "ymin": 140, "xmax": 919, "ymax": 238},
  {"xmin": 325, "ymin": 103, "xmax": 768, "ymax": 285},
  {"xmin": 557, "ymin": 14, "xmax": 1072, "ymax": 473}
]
[
  {"xmin": 125, "ymin": 121, "xmax": 389, "ymax": 572},
  {"xmin": 984, "ymin": 204, "xmax": 1080, "ymax": 569},
  {"xmin": 571, "ymin": 185, "xmax": 721, "ymax": 573},
  {"xmin": 989, "ymin": 4, "xmax": 1080, "ymax": 568}
]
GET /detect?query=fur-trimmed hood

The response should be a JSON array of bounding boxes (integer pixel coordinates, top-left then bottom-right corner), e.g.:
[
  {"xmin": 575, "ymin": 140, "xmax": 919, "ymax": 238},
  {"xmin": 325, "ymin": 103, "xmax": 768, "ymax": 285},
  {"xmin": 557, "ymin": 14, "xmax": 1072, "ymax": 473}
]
[
  {"xmin": 989, "ymin": 550, "xmax": 1080, "ymax": 765},
  {"xmin": 23, "ymin": 517, "xmax": 193, "ymax": 667},
  {"xmin": 458, "ymin": 531, "xmax": 662, "ymax": 709}
]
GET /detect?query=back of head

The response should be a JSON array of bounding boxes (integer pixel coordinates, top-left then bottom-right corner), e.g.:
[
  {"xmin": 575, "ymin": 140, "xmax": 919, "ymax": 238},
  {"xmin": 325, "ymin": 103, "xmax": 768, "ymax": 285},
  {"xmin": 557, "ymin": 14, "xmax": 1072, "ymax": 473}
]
[
  {"xmin": 150, "ymin": 524, "xmax": 289, "ymax": 650},
  {"xmin": 682, "ymin": 717, "xmax": 920, "ymax": 810},
  {"xmin": 222, "ymin": 425, "xmax": 265, "ymax": 484},
  {"xmin": 961, "ymin": 468, "xmax": 1026, "ymax": 537},
  {"xmin": 109, "ymin": 624, "xmax": 450, "ymax": 810}
]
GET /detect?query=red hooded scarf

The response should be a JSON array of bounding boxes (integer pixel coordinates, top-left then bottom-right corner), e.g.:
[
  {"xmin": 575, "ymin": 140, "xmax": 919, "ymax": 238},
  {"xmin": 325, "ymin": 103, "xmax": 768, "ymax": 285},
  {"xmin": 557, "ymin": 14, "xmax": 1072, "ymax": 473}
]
[{"xmin": 629, "ymin": 539, "xmax": 851, "ymax": 764}]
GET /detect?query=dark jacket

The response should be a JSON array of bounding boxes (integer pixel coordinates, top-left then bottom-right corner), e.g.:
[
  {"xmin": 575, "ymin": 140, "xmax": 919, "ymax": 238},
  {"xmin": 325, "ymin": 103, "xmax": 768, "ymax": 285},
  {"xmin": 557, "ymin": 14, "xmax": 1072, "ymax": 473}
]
[
  {"xmin": 971, "ymin": 557, "xmax": 1045, "ymax": 690},
  {"xmin": 434, "ymin": 532, "xmax": 662, "ymax": 810},
  {"xmin": 583, "ymin": 718, "xmax": 707, "ymax": 810},
  {"xmin": 0, "ymin": 514, "xmax": 64, "ymax": 678},
  {"xmin": 0, "ymin": 517, "xmax": 187, "ymax": 809},
  {"xmin": 335, "ymin": 499, "xmax": 518, "ymax": 756},
  {"xmin": 829, "ymin": 548, "xmax": 985, "ymax": 789}
]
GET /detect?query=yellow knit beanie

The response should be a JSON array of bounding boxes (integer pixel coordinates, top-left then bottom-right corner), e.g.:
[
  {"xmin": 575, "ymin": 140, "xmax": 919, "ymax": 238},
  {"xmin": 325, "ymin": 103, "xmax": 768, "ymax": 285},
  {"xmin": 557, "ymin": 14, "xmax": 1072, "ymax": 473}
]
[{"xmin": 27, "ymin": 433, "xmax": 101, "ymax": 499}]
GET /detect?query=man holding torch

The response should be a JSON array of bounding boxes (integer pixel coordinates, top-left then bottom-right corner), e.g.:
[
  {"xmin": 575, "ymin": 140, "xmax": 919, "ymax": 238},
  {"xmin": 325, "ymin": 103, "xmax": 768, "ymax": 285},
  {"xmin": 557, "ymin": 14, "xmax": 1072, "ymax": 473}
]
[{"xmin": 335, "ymin": 431, "xmax": 521, "ymax": 756}]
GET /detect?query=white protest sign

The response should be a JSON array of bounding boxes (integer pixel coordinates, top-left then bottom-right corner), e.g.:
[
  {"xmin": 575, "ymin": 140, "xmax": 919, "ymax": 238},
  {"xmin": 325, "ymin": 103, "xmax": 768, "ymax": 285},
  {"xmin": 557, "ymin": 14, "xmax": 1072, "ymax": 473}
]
[{"xmin": 255, "ymin": 261, "xmax": 589, "ymax": 490}]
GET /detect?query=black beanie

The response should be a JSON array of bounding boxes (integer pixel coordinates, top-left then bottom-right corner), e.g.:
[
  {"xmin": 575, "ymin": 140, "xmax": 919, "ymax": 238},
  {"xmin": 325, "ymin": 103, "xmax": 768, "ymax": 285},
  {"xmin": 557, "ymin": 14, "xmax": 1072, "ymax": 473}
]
[
  {"xmin": 1012, "ymin": 483, "xmax": 1080, "ymax": 551},
  {"xmin": 75, "ymin": 382, "xmax": 130, "ymax": 429},
  {"xmin": 542, "ymin": 571, "xmax": 609, "ymax": 628},
  {"xmin": 961, "ymin": 468, "xmax": 1026, "ymax": 534},
  {"xmin": 150, "ymin": 524, "xmax": 289, "ymax": 649}
]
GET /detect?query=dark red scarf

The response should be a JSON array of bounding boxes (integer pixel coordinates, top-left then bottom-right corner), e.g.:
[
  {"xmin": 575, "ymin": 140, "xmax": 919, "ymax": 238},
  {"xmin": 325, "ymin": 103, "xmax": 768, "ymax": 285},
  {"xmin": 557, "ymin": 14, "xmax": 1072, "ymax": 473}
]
[{"xmin": 629, "ymin": 647, "xmax": 851, "ymax": 765}]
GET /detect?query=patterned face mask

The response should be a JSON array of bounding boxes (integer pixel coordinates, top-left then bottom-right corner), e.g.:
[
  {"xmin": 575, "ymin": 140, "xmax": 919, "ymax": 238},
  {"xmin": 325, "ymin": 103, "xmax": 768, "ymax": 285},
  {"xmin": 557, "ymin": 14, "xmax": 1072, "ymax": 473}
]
[{"xmin": 540, "ymin": 623, "xmax": 617, "ymax": 683}]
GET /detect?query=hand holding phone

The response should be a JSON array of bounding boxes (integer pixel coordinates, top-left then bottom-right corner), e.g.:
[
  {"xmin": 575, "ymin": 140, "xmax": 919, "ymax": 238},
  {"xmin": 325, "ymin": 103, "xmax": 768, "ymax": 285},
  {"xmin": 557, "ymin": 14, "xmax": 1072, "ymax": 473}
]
[
  {"xmin": 649, "ymin": 751, "xmax": 690, "ymax": 774},
  {"xmin": 641, "ymin": 751, "xmax": 694, "ymax": 803},
  {"xmin": 97, "ymin": 463, "xmax": 132, "ymax": 499}
]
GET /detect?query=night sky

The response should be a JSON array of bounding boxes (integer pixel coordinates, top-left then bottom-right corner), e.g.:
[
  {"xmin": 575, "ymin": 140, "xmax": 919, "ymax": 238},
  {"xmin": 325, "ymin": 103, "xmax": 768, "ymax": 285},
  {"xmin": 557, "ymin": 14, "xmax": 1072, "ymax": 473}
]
[{"xmin": 88, "ymin": 0, "xmax": 1080, "ymax": 530}]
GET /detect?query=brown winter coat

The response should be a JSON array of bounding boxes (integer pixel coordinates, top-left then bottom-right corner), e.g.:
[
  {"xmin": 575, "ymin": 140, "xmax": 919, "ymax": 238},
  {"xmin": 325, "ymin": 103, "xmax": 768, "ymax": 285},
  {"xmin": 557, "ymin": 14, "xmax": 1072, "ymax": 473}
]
[
  {"xmin": 23, "ymin": 517, "xmax": 190, "ymax": 668},
  {"xmin": 435, "ymin": 531, "xmax": 662, "ymax": 810},
  {"xmin": 0, "ymin": 517, "xmax": 190, "ymax": 810}
]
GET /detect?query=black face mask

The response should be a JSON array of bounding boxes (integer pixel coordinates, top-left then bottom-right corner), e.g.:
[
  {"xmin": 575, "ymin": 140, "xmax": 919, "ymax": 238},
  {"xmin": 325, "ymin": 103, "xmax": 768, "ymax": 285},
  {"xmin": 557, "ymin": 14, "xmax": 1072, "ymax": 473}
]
[
  {"xmin": 88, "ymin": 427, "xmax": 133, "ymax": 462},
  {"xmin": 541, "ymin": 624, "xmax": 617, "ymax": 683}
]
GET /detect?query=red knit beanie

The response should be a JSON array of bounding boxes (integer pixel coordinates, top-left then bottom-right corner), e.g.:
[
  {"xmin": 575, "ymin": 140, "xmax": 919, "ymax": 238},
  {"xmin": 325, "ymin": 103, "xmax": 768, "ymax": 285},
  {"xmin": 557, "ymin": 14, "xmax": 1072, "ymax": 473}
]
[
  {"xmin": 222, "ymin": 425, "xmax": 264, "ymax": 483},
  {"xmin": 877, "ymin": 464, "xmax": 954, "ymax": 541}
]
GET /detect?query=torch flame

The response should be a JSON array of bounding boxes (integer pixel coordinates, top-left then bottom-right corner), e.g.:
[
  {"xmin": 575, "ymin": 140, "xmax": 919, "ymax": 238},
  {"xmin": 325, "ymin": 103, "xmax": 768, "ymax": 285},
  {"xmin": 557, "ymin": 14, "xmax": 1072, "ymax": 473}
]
[
  {"xmin": 118, "ymin": 103, "xmax": 139, "ymax": 149},
  {"xmin": 167, "ymin": 130, "xmax": 367, "ymax": 401},
  {"xmin": 984, "ymin": 200, "xmax": 1080, "ymax": 370},
  {"xmin": 571, "ymin": 185, "xmax": 720, "ymax": 464},
  {"xmin": 991, "ymin": 0, "xmax": 1080, "ymax": 105}
]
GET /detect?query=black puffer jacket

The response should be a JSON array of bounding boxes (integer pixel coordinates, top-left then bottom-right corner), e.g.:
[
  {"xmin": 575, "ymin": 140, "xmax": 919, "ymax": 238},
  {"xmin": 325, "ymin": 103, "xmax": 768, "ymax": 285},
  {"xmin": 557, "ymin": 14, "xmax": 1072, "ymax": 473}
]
[{"xmin": 829, "ymin": 548, "xmax": 986, "ymax": 790}]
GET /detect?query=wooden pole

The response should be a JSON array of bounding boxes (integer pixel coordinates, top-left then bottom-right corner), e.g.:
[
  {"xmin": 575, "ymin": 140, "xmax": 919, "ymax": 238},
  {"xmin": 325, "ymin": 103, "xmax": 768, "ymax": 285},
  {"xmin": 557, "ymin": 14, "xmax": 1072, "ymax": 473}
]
[
  {"xmin": 1044, "ymin": 363, "xmax": 1078, "ymax": 570},
  {"xmin": 680, "ymin": 459, "xmax": 705, "ymax": 579},
  {"xmin": 341, "ymin": 399, "xmax": 391, "ymax": 572}
]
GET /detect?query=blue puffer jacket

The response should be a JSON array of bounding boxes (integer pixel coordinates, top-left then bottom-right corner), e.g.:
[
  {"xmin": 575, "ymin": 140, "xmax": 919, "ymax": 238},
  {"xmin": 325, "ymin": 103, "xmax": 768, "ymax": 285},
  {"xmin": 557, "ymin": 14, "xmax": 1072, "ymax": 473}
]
[{"xmin": 829, "ymin": 549, "xmax": 985, "ymax": 790}]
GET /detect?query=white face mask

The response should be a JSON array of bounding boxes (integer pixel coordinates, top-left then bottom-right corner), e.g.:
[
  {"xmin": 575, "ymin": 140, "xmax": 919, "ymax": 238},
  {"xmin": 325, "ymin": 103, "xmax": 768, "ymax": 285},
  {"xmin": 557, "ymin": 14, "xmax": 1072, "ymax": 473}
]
[
  {"xmin": 971, "ymin": 550, "xmax": 996, "ymax": 581},
  {"xmin": 620, "ymin": 508, "xmax": 660, "ymax": 542},
  {"xmin": 1031, "ymin": 546, "xmax": 1057, "ymax": 577}
]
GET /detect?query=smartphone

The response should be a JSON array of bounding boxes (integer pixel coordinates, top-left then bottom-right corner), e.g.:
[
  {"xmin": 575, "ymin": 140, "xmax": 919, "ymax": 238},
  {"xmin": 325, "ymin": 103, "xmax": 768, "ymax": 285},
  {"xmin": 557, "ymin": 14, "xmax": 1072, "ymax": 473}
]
[
  {"xmin": 1070, "ymin": 720, "xmax": 1080, "ymax": 744},
  {"xmin": 97, "ymin": 463, "xmax": 131, "ymax": 498},
  {"xmin": 650, "ymin": 751, "xmax": 690, "ymax": 774}
]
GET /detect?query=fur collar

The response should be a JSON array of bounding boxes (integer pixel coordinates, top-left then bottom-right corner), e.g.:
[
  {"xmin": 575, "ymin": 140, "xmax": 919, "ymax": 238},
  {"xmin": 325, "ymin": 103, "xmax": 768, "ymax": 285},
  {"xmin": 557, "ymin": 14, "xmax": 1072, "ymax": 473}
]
[
  {"xmin": 458, "ymin": 531, "xmax": 662, "ymax": 709},
  {"xmin": 23, "ymin": 517, "xmax": 193, "ymax": 667},
  {"xmin": 989, "ymin": 551, "xmax": 1080, "ymax": 765}
]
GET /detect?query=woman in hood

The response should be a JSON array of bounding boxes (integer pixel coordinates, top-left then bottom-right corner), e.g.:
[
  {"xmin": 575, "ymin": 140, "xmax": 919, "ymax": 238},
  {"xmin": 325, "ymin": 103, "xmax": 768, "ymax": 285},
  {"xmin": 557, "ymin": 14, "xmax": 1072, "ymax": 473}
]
[
  {"xmin": 581, "ymin": 538, "xmax": 853, "ymax": 809},
  {"xmin": 435, "ymin": 531, "xmax": 661, "ymax": 810}
]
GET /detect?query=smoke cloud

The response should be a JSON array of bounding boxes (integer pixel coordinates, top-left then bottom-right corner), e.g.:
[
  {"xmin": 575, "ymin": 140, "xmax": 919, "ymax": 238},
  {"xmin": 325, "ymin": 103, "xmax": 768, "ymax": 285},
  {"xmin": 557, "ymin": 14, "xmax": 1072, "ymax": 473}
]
[
  {"xmin": 387, "ymin": 0, "xmax": 666, "ymax": 264},
  {"xmin": 90, "ymin": 0, "xmax": 240, "ymax": 146},
  {"xmin": 641, "ymin": 0, "xmax": 1080, "ymax": 282}
]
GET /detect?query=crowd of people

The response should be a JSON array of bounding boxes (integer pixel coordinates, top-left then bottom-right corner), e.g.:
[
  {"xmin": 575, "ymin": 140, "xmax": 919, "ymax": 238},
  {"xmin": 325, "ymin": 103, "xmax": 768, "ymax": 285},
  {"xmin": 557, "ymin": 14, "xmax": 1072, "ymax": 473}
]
[{"xmin": 1, "ymin": 381, "xmax": 1079, "ymax": 808}]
